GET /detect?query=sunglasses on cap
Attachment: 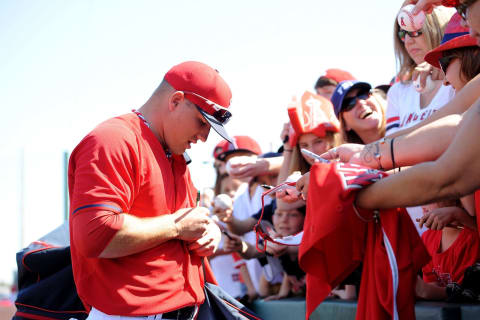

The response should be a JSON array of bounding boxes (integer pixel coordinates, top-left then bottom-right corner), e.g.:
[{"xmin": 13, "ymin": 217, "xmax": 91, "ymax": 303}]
[
  {"xmin": 397, "ymin": 29, "xmax": 423, "ymax": 42},
  {"xmin": 456, "ymin": 0, "xmax": 477, "ymax": 21},
  {"xmin": 182, "ymin": 91, "xmax": 232, "ymax": 124},
  {"xmin": 341, "ymin": 91, "xmax": 371, "ymax": 112},
  {"xmin": 439, "ymin": 55, "xmax": 456, "ymax": 74}
]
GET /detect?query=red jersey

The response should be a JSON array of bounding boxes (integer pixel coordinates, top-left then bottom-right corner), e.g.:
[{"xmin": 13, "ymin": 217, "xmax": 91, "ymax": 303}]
[
  {"xmin": 299, "ymin": 163, "xmax": 429, "ymax": 320},
  {"xmin": 68, "ymin": 113, "xmax": 204, "ymax": 316},
  {"xmin": 422, "ymin": 228, "xmax": 480, "ymax": 285}
]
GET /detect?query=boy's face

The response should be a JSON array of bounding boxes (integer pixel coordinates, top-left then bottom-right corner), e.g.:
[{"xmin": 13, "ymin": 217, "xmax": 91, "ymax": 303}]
[{"xmin": 272, "ymin": 208, "xmax": 305, "ymax": 237}]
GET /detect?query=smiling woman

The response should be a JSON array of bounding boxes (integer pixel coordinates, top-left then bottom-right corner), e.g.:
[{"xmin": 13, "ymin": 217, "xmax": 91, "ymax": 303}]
[{"xmin": 331, "ymin": 80, "xmax": 387, "ymax": 144}]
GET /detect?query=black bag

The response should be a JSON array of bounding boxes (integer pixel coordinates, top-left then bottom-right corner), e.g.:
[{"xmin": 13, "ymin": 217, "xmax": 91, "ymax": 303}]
[
  {"xmin": 13, "ymin": 222, "xmax": 88, "ymax": 320},
  {"xmin": 197, "ymin": 282, "xmax": 262, "ymax": 320}
]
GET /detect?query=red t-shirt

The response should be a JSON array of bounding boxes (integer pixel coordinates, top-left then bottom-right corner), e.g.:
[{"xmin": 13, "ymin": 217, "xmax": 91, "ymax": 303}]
[
  {"xmin": 422, "ymin": 228, "xmax": 480, "ymax": 285},
  {"xmin": 68, "ymin": 113, "xmax": 203, "ymax": 316}
]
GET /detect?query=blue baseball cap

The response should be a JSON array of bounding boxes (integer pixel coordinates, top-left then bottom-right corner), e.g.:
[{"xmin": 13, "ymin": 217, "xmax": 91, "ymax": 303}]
[{"xmin": 330, "ymin": 80, "xmax": 372, "ymax": 118}]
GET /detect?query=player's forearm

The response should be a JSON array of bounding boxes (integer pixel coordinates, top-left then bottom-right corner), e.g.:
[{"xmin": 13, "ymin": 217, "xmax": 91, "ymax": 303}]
[
  {"xmin": 99, "ymin": 213, "xmax": 179, "ymax": 258},
  {"xmin": 387, "ymin": 74, "xmax": 480, "ymax": 139}
]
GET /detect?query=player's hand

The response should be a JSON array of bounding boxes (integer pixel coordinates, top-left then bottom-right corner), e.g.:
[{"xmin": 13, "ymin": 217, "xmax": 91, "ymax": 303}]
[
  {"xmin": 409, "ymin": 0, "xmax": 443, "ymax": 15},
  {"xmin": 188, "ymin": 217, "xmax": 222, "ymax": 256},
  {"xmin": 296, "ymin": 172, "xmax": 311, "ymax": 201},
  {"xmin": 417, "ymin": 206, "xmax": 462, "ymax": 230},
  {"xmin": 172, "ymin": 207, "xmax": 210, "ymax": 241},
  {"xmin": 213, "ymin": 207, "xmax": 233, "ymax": 223}
]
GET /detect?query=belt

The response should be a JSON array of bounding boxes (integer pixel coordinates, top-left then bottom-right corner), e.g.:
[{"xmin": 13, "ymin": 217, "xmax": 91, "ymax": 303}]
[{"xmin": 161, "ymin": 305, "xmax": 198, "ymax": 320}]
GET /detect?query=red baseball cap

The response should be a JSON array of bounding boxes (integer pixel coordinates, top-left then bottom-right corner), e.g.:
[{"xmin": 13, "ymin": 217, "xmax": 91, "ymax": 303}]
[
  {"xmin": 213, "ymin": 136, "xmax": 262, "ymax": 161},
  {"xmin": 324, "ymin": 69, "xmax": 356, "ymax": 83},
  {"xmin": 164, "ymin": 61, "xmax": 234, "ymax": 143},
  {"xmin": 288, "ymin": 91, "xmax": 340, "ymax": 147},
  {"xmin": 424, "ymin": 13, "xmax": 478, "ymax": 69}
]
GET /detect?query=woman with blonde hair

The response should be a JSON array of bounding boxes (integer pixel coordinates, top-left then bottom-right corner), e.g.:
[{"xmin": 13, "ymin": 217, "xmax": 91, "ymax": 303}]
[{"xmin": 387, "ymin": 3, "xmax": 455, "ymax": 135}]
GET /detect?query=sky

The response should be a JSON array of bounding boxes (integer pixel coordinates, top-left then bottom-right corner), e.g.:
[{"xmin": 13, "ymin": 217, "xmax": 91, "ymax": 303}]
[{"xmin": 0, "ymin": 0, "xmax": 402, "ymax": 285}]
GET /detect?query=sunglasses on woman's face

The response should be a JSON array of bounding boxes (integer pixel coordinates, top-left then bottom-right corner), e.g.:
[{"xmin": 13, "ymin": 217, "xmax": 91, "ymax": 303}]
[
  {"xmin": 397, "ymin": 29, "xmax": 423, "ymax": 42},
  {"xmin": 439, "ymin": 55, "xmax": 456, "ymax": 74},
  {"xmin": 342, "ymin": 91, "xmax": 371, "ymax": 112},
  {"xmin": 456, "ymin": 0, "xmax": 477, "ymax": 21}
]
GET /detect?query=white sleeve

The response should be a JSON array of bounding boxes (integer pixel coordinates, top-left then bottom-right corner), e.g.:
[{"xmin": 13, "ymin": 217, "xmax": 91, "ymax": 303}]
[{"xmin": 385, "ymin": 84, "xmax": 401, "ymax": 135}]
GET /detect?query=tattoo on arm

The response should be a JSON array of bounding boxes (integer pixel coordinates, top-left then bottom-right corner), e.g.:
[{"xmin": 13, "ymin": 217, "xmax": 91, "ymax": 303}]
[{"xmin": 362, "ymin": 143, "xmax": 375, "ymax": 164}]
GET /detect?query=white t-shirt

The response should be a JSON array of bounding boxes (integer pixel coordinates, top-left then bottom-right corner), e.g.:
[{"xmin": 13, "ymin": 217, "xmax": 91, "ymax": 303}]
[
  {"xmin": 386, "ymin": 81, "xmax": 455, "ymax": 235},
  {"xmin": 233, "ymin": 183, "xmax": 273, "ymax": 293},
  {"xmin": 386, "ymin": 81, "xmax": 455, "ymax": 135},
  {"xmin": 209, "ymin": 235, "xmax": 245, "ymax": 299}
]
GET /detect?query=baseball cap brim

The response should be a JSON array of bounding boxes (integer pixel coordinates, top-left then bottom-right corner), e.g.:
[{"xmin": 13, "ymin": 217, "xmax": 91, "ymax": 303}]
[
  {"xmin": 425, "ymin": 34, "xmax": 478, "ymax": 68},
  {"xmin": 197, "ymin": 107, "xmax": 234, "ymax": 144},
  {"xmin": 333, "ymin": 81, "xmax": 372, "ymax": 117}
]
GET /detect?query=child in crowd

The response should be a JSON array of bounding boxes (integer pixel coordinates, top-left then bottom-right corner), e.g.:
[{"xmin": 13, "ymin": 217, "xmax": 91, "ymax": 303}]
[
  {"xmin": 277, "ymin": 91, "xmax": 342, "ymax": 200},
  {"xmin": 314, "ymin": 68, "xmax": 356, "ymax": 100},
  {"xmin": 416, "ymin": 199, "xmax": 479, "ymax": 300},
  {"xmin": 223, "ymin": 202, "xmax": 306, "ymax": 301}
]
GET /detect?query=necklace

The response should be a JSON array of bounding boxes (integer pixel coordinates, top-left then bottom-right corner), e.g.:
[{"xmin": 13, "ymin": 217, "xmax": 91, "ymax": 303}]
[{"xmin": 132, "ymin": 109, "xmax": 171, "ymax": 158}]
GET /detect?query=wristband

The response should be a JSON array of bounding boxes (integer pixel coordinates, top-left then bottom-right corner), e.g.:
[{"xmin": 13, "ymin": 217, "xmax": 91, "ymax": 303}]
[{"xmin": 390, "ymin": 137, "xmax": 396, "ymax": 170}]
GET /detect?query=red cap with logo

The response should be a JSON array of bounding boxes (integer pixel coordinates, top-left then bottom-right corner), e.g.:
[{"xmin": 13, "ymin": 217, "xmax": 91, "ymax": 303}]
[
  {"xmin": 213, "ymin": 136, "xmax": 262, "ymax": 161},
  {"xmin": 288, "ymin": 91, "xmax": 340, "ymax": 148},
  {"xmin": 165, "ymin": 61, "xmax": 234, "ymax": 143},
  {"xmin": 424, "ymin": 13, "xmax": 478, "ymax": 69}
]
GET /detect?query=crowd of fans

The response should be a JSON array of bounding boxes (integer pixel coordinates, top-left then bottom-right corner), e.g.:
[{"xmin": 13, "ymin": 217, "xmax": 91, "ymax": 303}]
[{"xmin": 199, "ymin": 0, "xmax": 480, "ymax": 308}]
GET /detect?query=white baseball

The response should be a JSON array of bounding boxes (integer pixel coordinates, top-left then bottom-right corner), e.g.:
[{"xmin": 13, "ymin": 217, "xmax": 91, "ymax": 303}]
[
  {"xmin": 214, "ymin": 194, "xmax": 233, "ymax": 210},
  {"xmin": 397, "ymin": 4, "xmax": 426, "ymax": 32}
]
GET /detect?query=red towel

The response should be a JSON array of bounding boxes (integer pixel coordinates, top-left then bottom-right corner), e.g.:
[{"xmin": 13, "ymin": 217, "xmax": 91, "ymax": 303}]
[{"xmin": 299, "ymin": 163, "xmax": 430, "ymax": 319}]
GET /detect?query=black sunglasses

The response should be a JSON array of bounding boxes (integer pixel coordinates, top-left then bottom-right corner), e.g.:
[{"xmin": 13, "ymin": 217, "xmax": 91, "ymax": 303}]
[
  {"xmin": 456, "ymin": 0, "xmax": 477, "ymax": 21},
  {"xmin": 397, "ymin": 29, "xmax": 423, "ymax": 42},
  {"xmin": 183, "ymin": 91, "xmax": 232, "ymax": 124},
  {"xmin": 439, "ymin": 55, "xmax": 456, "ymax": 74},
  {"xmin": 342, "ymin": 91, "xmax": 371, "ymax": 112}
]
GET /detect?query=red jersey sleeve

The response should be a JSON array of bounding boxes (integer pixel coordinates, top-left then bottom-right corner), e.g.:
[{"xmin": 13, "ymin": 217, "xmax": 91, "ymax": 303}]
[{"xmin": 69, "ymin": 123, "xmax": 139, "ymax": 257}]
